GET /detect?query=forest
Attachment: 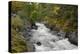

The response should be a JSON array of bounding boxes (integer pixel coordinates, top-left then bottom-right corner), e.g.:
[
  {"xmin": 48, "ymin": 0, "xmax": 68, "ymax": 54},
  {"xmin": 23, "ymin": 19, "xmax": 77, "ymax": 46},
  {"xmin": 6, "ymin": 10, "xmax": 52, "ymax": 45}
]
[{"xmin": 10, "ymin": 1, "xmax": 78, "ymax": 53}]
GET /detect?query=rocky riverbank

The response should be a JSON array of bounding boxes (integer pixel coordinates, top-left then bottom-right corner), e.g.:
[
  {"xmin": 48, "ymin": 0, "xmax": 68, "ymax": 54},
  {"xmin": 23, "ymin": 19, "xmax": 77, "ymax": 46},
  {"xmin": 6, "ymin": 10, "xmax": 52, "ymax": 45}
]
[{"xmin": 44, "ymin": 23, "xmax": 78, "ymax": 46}]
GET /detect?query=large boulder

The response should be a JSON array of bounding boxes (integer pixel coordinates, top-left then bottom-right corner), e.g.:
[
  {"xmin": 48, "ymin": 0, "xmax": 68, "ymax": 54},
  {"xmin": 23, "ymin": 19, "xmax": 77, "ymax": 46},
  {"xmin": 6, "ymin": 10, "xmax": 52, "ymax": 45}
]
[
  {"xmin": 65, "ymin": 32, "xmax": 78, "ymax": 46},
  {"xmin": 31, "ymin": 23, "xmax": 38, "ymax": 30}
]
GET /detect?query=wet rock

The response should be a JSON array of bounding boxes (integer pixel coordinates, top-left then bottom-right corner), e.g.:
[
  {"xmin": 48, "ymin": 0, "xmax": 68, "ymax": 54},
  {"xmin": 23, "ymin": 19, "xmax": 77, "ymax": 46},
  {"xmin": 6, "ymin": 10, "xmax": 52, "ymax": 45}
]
[
  {"xmin": 51, "ymin": 31, "xmax": 58, "ymax": 35},
  {"xmin": 36, "ymin": 42, "xmax": 41, "ymax": 46},
  {"xmin": 31, "ymin": 23, "xmax": 38, "ymax": 30},
  {"xmin": 57, "ymin": 31, "xmax": 66, "ymax": 38},
  {"xmin": 65, "ymin": 32, "xmax": 78, "ymax": 46},
  {"xmin": 68, "ymin": 32, "xmax": 78, "ymax": 46}
]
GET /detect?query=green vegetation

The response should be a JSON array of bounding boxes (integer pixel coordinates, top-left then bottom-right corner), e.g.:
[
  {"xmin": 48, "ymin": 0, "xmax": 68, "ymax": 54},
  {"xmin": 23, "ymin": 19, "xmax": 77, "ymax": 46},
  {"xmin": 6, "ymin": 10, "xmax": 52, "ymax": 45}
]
[
  {"xmin": 10, "ymin": 1, "xmax": 78, "ymax": 52},
  {"xmin": 11, "ymin": 15, "xmax": 27, "ymax": 53}
]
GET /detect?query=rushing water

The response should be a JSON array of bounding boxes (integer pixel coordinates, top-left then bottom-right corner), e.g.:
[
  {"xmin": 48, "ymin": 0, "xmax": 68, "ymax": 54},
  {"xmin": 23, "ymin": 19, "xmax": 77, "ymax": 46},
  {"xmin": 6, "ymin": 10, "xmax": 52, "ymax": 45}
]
[{"xmin": 31, "ymin": 22, "xmax": 77, "ymax": 52}]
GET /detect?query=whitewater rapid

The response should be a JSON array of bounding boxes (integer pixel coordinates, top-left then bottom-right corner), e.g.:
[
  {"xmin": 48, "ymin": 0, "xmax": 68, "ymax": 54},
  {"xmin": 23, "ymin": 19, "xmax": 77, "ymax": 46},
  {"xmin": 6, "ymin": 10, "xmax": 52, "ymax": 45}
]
[{"xmin": 31, "ymin": 22, "xmax": 77, "ymax": 52}]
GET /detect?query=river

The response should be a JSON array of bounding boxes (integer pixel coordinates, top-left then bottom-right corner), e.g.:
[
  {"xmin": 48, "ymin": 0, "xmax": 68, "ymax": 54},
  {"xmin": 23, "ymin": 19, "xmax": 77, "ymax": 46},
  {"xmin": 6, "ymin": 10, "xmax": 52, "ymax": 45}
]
[{"xmin": 30, "ymin": 22, "xmax": 77, "ymax": 52}]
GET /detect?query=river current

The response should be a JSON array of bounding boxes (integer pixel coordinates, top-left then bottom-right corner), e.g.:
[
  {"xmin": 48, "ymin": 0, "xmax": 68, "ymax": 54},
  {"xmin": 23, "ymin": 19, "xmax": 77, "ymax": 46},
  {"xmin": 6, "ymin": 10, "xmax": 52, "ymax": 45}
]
[{"xmin": 30, "ymin": 22, "xmax": 77, "ymax": 51}]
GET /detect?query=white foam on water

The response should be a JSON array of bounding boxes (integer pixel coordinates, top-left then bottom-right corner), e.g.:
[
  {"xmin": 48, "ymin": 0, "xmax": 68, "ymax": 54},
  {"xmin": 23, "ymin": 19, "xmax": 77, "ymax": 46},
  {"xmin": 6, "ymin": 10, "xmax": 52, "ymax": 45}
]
[{"xmin": 31, "ymin": 22, "xmax": 77, "ymax": 51}]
